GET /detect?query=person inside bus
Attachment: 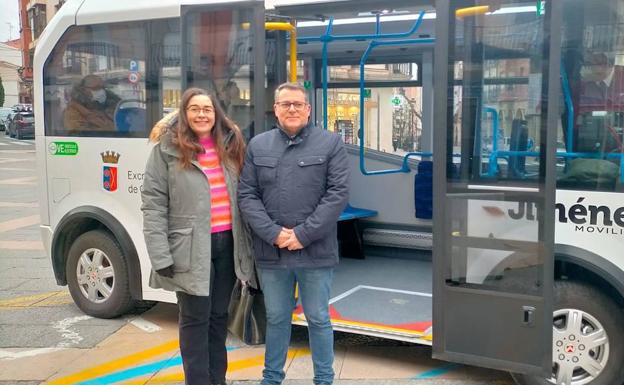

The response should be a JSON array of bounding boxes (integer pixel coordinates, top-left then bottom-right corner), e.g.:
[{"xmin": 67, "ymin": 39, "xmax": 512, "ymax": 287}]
[
  {"xmin": 63, "ymin": 74, "xmax": 120, "ymax": 133},
  {"xmin": 560, "ymin": 52, "xmax": 624, "ymax": 190},
  {"xmin": 575, "ymin": 51, "xmax": 624, "ymax": 153},
  {"xmin": 578, "ymin": 52, "xmax": 624, "ymax": 116},
  {"xmin": 141, "ymin": 87, "xmax": 256, "ymax": 385},
  {"xmin": 238, "ymin": 82, "xmax": 350, "ymax": 385}
]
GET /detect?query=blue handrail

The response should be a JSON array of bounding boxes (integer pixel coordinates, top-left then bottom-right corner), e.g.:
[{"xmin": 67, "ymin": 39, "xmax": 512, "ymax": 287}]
[
  {"xmin": 297, "ymin": 11, "xmax": 426, "ymax": 44},
  {"xmin": 483, "ymin": 106, "xmax": 499, "ymax": 177},
  {"xmin": 359, "ymin": 38, "xmax": 435, "ymax": 176},
  {"xmin": 487, "ymin": 150, "xmax": 624, "ymax": 183},
  {"xmin": 560, "ymin": 60, "xmax": 574, "ymax": 152},
  {"xmin": 299, "ymin": 10, "xmax": 432, "ymax": 175},
  {"xmin": 306, "ymin": 11, "xmax": 426, "ymax": 131}
]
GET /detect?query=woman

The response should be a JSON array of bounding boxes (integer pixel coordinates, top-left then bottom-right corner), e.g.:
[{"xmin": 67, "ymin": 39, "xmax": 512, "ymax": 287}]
[{"xmin": 141, "ymin": 87, "xmax": 255, "ymax": 385}]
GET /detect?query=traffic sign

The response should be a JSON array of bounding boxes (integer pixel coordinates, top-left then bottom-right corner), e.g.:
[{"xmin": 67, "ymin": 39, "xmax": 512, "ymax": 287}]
[{"xmin": 128, "ymin": 72, "xmax": 140, "ymax": 84}]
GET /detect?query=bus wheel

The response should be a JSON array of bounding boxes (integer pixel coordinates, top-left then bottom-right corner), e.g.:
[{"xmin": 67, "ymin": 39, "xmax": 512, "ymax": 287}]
[
  {"xmin": 511, "ymin": 280, "xmax": 624, "ymax": 385},
  {"xmin": 66, "ymin": 230, "xmax": 134, "ymax": 318}
]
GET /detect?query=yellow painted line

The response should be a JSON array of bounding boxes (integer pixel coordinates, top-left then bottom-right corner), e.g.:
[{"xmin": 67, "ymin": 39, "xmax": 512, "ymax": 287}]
[
  {"xmin": 294, "ymin": 313, "xmax": 426, "ymax": 337},
  {"xmin": 118, "ymin": 348, "xmax": 309, "ymax": 385},
  {"xmin": 0, "ymin": 291, "xmax": 67, "ymax": 308},
  {"xmin": 39, "ymin": 291, "xmax": 73, "ymax": 306},
  {"xmin": 44, "ymin": 340, "xmax": 180, "ymax": 385},
  {"xmin": 332, "ymin": 319, "xmax": 425, "ymax": 336},
  {"xmin": 0, "ymin": 214, "xmax": 40, "ymax": 233}
]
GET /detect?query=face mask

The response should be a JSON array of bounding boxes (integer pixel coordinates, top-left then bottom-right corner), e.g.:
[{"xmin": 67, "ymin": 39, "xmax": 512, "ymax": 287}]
[{"xmin": 91, "ymin": 89, "xmax": 107, "ymax": 104}]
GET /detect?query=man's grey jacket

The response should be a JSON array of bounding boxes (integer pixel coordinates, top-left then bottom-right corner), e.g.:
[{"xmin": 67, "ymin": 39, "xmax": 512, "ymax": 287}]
[{"xmin": 238, "ymin": 123, "xmax": 349, "ymax": 269}]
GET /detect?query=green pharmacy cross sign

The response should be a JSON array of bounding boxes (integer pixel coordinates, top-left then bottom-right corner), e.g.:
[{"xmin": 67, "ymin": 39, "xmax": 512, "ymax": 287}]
[{"xmin": 391, "ymin": 95, "xmax": 402, "ymax": 107}]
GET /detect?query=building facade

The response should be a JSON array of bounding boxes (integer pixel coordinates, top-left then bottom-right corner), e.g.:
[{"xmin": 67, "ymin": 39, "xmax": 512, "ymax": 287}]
[
  {"xmin": 17, "ymin": 0, "xmax": 65, "ymax": 103},
  {"xmin": 0, "ymin": 42, "xmax": 23, "ymax": 107}
]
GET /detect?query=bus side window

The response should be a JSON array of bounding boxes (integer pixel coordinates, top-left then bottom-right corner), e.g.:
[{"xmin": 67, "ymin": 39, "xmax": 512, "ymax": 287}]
[
  {"xmin": 558, "ymin": 50, "xmax": 624, "ymax": 192},
  {"xmin": 43, "ymin": 23, "xmax": 148, "ymax": 138}
]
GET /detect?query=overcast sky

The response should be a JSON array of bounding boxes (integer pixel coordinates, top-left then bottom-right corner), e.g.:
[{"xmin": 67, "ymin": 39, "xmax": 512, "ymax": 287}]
[{"xmin": 0, "ymin": 1, "xmax": 21, "ymax": 43}]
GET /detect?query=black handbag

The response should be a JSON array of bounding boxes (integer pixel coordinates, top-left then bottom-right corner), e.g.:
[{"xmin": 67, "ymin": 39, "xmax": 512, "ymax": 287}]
[{"xmin": 227, "ymin": 280, "xmax": 266, "ymax": 345}]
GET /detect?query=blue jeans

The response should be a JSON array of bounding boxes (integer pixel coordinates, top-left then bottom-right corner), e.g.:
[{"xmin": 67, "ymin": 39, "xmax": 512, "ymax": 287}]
[{"xmin": 258, "ymin": 267, "xmax": 335, "ymax": 385}]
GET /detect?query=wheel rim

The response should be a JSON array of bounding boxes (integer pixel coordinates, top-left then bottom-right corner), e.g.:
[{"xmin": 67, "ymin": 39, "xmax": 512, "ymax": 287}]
[
  {"xmin": 548, "ymin": 308, "xmax": 609, "ymax": 385},
  {"xmin": 75, "ymin": 248, "xmax": 115, "ymax": 304}
]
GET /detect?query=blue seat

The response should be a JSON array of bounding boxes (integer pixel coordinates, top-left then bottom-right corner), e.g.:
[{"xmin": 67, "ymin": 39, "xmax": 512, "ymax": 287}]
[
  {"xmin": 339, "ymin": 204, "xmax": 378, "ymax": 221},
  {"xmin": 337, "ymin": 204, "xmax": 377, "ymax": 259},
  {"xmin": 114, "ymin": 107, "xmax": 146, "ymax": 133}
]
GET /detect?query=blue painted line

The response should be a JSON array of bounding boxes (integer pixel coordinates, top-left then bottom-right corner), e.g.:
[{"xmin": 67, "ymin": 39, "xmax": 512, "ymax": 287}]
[
  {"xmin": 76, "ymin": 346, "xmax": 239, "ymax": 385},
  {"xmin": 412, "ymin": 363, "xmax": 460, "ymax": 379}
]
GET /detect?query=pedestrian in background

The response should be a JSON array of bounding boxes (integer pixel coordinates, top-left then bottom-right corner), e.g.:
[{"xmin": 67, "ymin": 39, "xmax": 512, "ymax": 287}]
[
  {"xmin": 238, "ymin": 82, "xmax": 350, "ymax": 385},
  {"xmin": 141, "ymin": 87, "xmax": 256, "ymax": 385}
]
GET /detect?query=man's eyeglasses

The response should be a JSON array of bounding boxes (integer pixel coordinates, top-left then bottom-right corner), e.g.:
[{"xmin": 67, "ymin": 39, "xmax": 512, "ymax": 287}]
[
  {"xmin": 275, "ymin": 101, "xmax": 308, "ymax": 111},
  {"xmin": 186, "ymin": 106, "xmax": 215, "ymax": 115}
]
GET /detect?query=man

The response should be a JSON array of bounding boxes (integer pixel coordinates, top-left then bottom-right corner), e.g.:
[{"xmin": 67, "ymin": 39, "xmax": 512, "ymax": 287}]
[
  {"xmin": 238, "ymin": 82, "xmax": 349, "ymax": 385},
  {"xmin": 574, "ymin": 52, "xmax": 624, "ymax": 153},
  {"xmin": 578, "ymin": 52, "xmax": 624, "ymax": 115}
]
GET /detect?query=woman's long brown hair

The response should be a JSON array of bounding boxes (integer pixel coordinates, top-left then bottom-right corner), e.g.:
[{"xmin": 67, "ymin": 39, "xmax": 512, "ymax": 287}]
[{"xmin": 174, "ymin": 87, "xmax": 246, "ymax": 174}]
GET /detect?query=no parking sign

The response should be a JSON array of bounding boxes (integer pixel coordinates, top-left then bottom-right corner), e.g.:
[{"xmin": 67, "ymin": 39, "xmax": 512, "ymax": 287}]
[{"xmin": 128, "ymin": 72, "xmax": 140, "ymax": 84}]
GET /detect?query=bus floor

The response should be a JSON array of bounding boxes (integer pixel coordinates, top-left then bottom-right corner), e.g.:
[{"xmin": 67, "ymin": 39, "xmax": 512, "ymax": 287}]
[{"xmin": 293, "ymin": 253, "xmax": 434, "ymax": 343}]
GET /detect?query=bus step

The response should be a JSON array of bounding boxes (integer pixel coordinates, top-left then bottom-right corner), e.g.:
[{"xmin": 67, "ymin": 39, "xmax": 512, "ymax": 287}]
[{"xmin": 363, "ymin": 229, "xmax": 432, "ymax": 250}]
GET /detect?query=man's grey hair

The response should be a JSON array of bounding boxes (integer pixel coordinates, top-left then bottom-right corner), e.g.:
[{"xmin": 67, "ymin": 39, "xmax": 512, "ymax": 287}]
[{"xmin": 274, "ymin": 82, "xmax": 308, "ymax": 103}]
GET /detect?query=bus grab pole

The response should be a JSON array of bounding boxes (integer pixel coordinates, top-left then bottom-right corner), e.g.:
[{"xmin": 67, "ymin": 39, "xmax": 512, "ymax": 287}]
[
  {"xmin": 297, "ymin": 11, "xmax": 426, "ymax": 43},
  {"xmin": 359, "ymin": 38, "xmax": 435, "ymax": 176},
  {"xmin": 263, "ymin": 22, "xmax": 298, "ymax": 82}
]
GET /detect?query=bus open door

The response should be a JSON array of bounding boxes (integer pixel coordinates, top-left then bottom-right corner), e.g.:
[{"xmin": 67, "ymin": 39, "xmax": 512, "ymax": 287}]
[{"xmin": 431, "ymin": 0, "xmax": 561, "ymax": 377}]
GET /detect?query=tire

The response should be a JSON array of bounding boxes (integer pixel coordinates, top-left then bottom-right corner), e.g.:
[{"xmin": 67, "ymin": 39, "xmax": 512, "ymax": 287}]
[
  {"xmin": 66, "ymin": 230, "xmax": 134, "ymax": 318},
  {"xmin": 512, "ymin": 280, "xmax": 624, "ymax": 385}
]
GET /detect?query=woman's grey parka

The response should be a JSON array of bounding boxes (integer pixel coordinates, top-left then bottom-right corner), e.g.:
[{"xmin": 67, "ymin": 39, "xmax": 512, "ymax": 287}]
[{"xmin": 141, "ymin": 114, "xmax": 256, "ymax": 296}]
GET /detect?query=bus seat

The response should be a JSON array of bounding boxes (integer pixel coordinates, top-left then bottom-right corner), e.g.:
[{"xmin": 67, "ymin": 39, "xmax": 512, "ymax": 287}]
[
  {"xmin": 338, "ymin": 204, "xmax": 378, "ymax": 259},
  {"xmin": 115, "ymin": 107, "xmax": 146, "ymax": 133},
  {"xmin": 339, "ymin": 204, "xmax": 378, "ymax": 221},
  {"xmin": 508, "ymin": 118, "xmax": 529, "ymax": 178},
  {"xmin": 414, "ymin": 160, "xmax": 433, "ymax": 219}
]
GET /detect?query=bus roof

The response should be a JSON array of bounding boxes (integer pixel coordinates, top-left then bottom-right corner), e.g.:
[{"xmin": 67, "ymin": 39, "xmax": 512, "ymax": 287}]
[{"xmin": 67, "ymin": 0, "xmax": 424, "ymax": 26}]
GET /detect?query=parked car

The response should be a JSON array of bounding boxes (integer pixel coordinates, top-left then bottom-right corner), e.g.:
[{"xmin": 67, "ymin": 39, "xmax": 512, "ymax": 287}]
[
  {"xmin": 12, "ymin": 103, "xmax": 33, "ymax": 113},
  {"xmin": 0, "ymin": 107, "xmax": 12, "ymax": 132},
  {"xmin": 7, "ymin": 112, "xmax": 35, "ymax": 139}
]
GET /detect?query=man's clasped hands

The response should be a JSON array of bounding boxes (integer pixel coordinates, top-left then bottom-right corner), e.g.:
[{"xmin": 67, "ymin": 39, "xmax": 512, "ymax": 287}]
[{"xmin": 275, "ymin": 227, "xmax": 304, "ymax": 251}]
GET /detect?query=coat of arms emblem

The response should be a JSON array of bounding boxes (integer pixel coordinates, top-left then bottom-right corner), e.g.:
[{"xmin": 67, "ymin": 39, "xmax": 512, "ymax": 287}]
[{"xmin": 101, "ymin": 151, "xmax": 120, "ymax": 192}]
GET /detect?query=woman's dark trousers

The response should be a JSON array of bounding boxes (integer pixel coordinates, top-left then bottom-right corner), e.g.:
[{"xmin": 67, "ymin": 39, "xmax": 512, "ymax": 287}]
[{"xmin": 176, "ymin": 230, "xmax": 236, "ymax": 385}]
